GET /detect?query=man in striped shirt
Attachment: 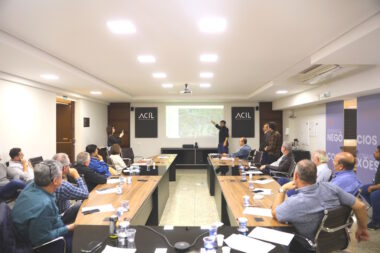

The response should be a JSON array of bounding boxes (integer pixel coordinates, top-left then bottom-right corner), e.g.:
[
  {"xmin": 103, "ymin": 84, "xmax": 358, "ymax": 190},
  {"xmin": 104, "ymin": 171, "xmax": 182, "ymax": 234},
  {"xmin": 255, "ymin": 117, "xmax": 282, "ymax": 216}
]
[{"xmin": 53, "ymin": 153, "xmax": 89, "ymax": 224}]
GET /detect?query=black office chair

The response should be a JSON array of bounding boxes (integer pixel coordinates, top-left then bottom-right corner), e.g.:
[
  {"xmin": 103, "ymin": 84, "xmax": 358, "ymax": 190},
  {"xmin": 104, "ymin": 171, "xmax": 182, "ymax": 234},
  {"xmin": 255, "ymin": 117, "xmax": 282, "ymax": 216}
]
[
  {"xmin": 29, "ymin": 156, "xmax": 43, "ymax": 168},
  {"xmin": 0, "ymin": 202, "xmax": 66, "ymax": 253},
  {"xmin": 252, "ymin": 150, "xmax": 263, "ymax": 167},
  {"xmin": 247, "ymin": 149, "xmax": 256, "ymax": 161},
  {"xmin": 291, "ymin": 205, "xmax": 352, "ymax": 253},
  {"xmin": 98, "ymin": 147, "xmax": 109, "ymax": 163},
  {"xmin": 269, "ymin": 159, "xmax": 296, "ymax": 180},
  {"xmin": 121, "ymin": 148, "xmax": 143, "ymax": 165}
]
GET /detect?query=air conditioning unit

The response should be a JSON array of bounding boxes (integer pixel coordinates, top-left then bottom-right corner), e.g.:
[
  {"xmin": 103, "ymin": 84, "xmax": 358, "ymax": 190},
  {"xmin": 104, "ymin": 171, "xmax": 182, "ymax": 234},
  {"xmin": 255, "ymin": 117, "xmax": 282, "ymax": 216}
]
[{"xmin": 296, "ymin": 64, "xmax": 342, "ymax": 85}]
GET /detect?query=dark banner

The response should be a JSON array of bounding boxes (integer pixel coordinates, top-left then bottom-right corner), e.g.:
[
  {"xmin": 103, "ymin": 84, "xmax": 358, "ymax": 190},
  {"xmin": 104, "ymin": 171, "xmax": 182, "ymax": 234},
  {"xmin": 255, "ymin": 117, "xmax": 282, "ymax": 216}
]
[
  {"xmin": 326, "ymin": 101, "xmax": 344, "ymax": 169},
  {"xmin": 135, "ymin": 107, "xmax": 158, "ymax": 138},
  {"xmin": 231, "ymin": 107, "xmax": 255, "ymax": 137}
]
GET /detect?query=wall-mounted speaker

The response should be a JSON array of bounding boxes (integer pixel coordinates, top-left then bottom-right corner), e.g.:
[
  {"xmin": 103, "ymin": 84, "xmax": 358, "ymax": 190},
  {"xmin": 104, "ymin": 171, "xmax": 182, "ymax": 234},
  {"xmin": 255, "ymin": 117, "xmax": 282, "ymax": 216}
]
[
  {"xmin": 131, "ymin": 107, "xmax": 135, "ymax": 111},
  {"xmin": 255, "ymin": 106, "xmax": 259, "ymax": 111}
]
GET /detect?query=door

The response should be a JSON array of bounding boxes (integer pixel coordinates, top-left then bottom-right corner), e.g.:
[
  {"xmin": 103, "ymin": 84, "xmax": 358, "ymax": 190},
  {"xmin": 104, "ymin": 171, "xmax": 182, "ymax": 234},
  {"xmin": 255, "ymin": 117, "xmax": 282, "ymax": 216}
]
[{"xmin": 56, "ymin": 99, "xmax": 75, "ymax": 162}]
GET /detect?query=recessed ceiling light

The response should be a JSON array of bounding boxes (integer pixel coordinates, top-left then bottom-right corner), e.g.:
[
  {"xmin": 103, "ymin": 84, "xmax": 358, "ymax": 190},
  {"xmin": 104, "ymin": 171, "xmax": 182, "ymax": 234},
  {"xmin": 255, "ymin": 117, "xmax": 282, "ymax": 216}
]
[
  {"xmin": 90, "ymin": 91, "xmax": 102, "ymax": 95},
  {"xmin": 40, "ymin": 74, "xmax": 59, "ymax": 80},
  {"xmin": 162, "ymin": 83, "xmax": 173, "ymax": 88},
  {"xmin": 107, "ymin": 20, "xmax": 136, "ymax": 34},
  {"xmin": 276, "ymin": 90, "xmax": 288, "ymax": 94},
  {"xmin": 153, "ymin": 72, "xmax": 167, "ymax": 79},
  {"xmin": 137, "ymin": 55, "xmax": 156, "ymax": 63},
  {"xmin": 199, "ymin": 17, "xmax": 226, "ymax": 33},
  {"xmin": 200, "ymin": 83, "xmax": 211, "ymax": 88},
  {"xmin": 200, "ymin": 54, "xmax": 218, "ymax": 62},
  {"xmin": 200, "ymin": 72, "xmax": 214, "ymax": 78}
]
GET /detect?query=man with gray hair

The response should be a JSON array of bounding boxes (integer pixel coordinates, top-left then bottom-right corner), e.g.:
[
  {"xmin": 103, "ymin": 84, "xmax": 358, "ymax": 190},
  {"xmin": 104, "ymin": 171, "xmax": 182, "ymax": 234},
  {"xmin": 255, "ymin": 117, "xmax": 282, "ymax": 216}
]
[
  {"xmin": 272, "ymin": 160, "xmax": 369, "ymax": 250},
  {"xmin": 53, "ymin": 153, "xmax": 88, "ymax": 224},
  {"xmin": 312, "ymin": 150, "xmax": 332, "ymax": 182},
  {"xmin": 74, "ymin": 151, "xmax": 106, "ymax": 192},
  {"xmin": 11, "ymin": 160, "xmax": 75, "ymax": 252},
  {"xmin": 259, "ymin": 141, "xmax": 294, "ymax": 174}
]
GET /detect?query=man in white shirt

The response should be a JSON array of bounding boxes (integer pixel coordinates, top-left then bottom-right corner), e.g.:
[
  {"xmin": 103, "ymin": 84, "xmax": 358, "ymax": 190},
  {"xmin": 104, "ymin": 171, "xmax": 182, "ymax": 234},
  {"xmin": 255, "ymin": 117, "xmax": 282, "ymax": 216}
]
[
  {"xmin": 312, "ymin": 150, "xmax": 332, "ymax": 182},
  {"xmin": 7, "ymin": 148, "xmax": 34, "ymax": 182}
]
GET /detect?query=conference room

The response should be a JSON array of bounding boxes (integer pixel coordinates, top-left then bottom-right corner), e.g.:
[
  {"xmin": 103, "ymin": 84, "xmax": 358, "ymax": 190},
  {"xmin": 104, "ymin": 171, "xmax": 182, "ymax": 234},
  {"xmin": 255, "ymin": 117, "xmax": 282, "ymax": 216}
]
[{"xmin": 1, "ymin": 1, "xmax": 380, "ymax": 253}]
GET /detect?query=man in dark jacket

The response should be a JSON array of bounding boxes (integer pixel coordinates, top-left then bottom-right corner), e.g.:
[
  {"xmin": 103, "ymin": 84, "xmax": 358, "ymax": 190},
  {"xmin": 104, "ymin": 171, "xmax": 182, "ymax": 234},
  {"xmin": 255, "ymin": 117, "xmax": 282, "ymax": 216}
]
[
  {"xmin": 260, "ymin": 141, "xmax": 294, "ymax": 174},
  {"xmin": 264, "ymin": 122, "xmax": 282, "ymax": 164},
  {"xmin": 74, "ymin": 152, "xmax": 106, "ymax": 192}
]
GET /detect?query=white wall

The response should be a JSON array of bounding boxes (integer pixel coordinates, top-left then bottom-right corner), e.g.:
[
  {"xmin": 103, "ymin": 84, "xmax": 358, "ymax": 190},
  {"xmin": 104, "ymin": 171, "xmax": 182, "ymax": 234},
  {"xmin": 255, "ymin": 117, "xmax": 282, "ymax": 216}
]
[
  {"xmin": 130, "ymin": 102, "xmax": 260, "ymax": 158},
  {"xmin": 74, "ymin": 99, "xmax": 108, "ymax": 156},
  {"xmin": 283, "ymin": 104, "xmax": 326, "ymax": 153},
  {"xmin": 0, "ymin": 79, "xmax": 56, "ymax": 161}
]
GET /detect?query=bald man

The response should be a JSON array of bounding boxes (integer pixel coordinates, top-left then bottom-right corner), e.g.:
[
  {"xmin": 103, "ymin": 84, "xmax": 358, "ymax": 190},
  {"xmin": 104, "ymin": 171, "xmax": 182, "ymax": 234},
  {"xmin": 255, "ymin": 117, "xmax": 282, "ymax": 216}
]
[{"xmin": 331, "ymin": 152, "xmax": 362, "ymax": 195}]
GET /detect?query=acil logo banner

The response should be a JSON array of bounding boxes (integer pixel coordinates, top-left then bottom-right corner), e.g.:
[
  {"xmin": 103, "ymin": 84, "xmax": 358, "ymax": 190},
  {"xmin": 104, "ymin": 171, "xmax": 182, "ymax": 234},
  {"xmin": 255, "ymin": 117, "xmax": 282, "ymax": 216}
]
[
  {"xmin": 138, "ymin": 112, "xmax": 155, "ymax": 120},
  {"xmin": 235, "ymin": 112, "xmax": 252, "ymax": 119}
]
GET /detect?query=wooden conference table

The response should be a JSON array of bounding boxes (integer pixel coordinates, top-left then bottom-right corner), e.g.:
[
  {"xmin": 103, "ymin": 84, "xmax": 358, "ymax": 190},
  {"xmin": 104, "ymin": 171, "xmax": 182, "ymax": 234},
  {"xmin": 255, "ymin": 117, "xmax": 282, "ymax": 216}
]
[{"xmin": 73, "ymin": 154, "xmax": 177, "ymax": 252}]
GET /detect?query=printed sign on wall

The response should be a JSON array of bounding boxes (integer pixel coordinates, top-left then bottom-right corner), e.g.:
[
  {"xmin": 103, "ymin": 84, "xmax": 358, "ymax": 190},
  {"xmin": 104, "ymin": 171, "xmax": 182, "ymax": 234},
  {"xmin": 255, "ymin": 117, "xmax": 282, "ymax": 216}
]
[
  {"xmin": 326, "ymin": 101, "xmax": 344, "ymax": 169},
  {"xmin": 135, "ymin": 107, "xmax": 158, "ymax": 138},
  {"xmin": 357, "ymin": 94, "xmax": 380, "ymax": 184},
  {"xmin": 231, "ymin": 107, "xmax": 255, "ymax": 137}
]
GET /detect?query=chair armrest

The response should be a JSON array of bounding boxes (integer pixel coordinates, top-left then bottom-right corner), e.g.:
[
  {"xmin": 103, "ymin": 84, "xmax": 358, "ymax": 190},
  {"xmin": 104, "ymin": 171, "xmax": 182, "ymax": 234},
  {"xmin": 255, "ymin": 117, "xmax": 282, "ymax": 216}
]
[
  {"xmin": 33, "ymin": 236, "xmax": 66, "ymax": 252},
  {"xmin": 270, "ymin": 170, "xmax": 289, "ymax": 177}
]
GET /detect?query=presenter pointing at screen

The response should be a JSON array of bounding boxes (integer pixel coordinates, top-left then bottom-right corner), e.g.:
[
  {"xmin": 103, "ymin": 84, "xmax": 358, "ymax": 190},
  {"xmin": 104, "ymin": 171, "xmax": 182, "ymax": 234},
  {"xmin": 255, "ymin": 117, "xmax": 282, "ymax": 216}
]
[{"xmin": 211, "ymin": 120, "xmax": 229, "ymax": 154}]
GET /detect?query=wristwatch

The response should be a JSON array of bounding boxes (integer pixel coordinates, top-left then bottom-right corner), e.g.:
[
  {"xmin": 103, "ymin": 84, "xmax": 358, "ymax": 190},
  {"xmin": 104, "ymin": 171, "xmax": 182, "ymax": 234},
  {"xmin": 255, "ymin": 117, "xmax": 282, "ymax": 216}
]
[{"xmin": 278, "ymin": 187, "xmax": 286, "ymax": 193}]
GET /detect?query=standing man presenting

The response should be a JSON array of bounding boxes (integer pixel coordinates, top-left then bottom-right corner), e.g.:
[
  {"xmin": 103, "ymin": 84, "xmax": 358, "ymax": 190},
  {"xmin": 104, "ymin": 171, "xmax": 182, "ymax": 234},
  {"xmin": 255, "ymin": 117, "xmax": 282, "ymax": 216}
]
[{"xmin": 211, "ymin": 120, "xmax": 229, "ymax": 154}]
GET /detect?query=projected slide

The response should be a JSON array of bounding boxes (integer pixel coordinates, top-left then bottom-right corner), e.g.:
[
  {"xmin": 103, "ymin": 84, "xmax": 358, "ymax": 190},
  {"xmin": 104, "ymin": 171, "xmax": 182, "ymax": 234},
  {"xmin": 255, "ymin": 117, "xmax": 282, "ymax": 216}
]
[{"xmin": 166, "ymin": 105, "xmax": 224, "ymax": 138}]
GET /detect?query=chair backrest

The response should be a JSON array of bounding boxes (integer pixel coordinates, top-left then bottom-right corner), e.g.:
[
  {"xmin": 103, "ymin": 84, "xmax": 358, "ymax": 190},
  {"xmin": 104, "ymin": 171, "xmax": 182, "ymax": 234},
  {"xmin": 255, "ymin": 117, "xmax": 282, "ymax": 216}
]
[
  {"xmin": 29, "ymin": 156, "xmax": 43, "ymax": 168},
  {"xmin": 314, "ymin": 205, "xmax": 351, "ymax": 253},
  {"xmin": 247, "ymin": 149, "xmax": 256, "ymax": 161},
  {"xmin": 253, "ymin": 151, "xmax": 263, "ymax": 164},
  {"xmin": 121, "ymin": 148, "xmax": 135, "ymax": 162},
  {"xmin": 288, "ymin": 159, "xmax": 297, "ymax": 177}
]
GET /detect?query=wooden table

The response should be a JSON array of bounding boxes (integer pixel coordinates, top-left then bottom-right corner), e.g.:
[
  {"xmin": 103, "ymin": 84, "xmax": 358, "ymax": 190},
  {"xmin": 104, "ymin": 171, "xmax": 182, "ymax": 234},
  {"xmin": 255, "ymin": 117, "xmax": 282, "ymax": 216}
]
[
  {"xmin": 135, "ymin": 154, "xmax": 177, "ymax": 181},
  {"xmin": 207, "ymin": 155, "xmax": 249, "ymax": 196},
  {"xmin": 73, "ymin": 175, "xmax": 161, "ymax": 252},
  {"xmin": 215, "ymin": 175, "xmax": 289, "ymax": 227}
]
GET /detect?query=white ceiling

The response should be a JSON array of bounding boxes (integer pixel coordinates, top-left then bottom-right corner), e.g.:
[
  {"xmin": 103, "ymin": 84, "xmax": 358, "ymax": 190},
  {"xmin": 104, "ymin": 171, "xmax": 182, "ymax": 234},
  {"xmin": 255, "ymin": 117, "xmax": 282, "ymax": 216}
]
[{"xmin": 0, "ymin": 0, "xmax": 379, "ymax": 103}]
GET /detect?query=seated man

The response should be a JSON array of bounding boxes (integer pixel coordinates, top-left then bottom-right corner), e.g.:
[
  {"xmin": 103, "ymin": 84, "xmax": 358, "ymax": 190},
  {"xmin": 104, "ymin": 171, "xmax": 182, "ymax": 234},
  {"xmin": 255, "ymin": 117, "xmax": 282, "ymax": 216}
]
[
  {"xmin": 360, "ymin": 145, "xmax": 380, "ymax": 230},
  {"xmin": 312, "ymin": 150, "xmax": 332, "ymax": 182},
  {"xmin": 0, "ymin": 161, "xmax": 25, "ymax": 200},
  {"xmin": 86, "ymin": 144, "xmax": 115, "ymax": 177},
  {"xmin": 74, "ymin": 151, "xmax": 106, "ymax": 192},
  {"xmin": 259, "ymin": 141, "xmax": 293, "ymax": 174},
  {"xmin": 53, "ymin": 153, "xmax": 89, "ymax": 224},
  {"xmin": 331, "ymin": 152, "xmax": 362, "ymax": 195},
  {"xmin": 11, "ymin": 160, "xmax": 75, "ymax": 253},
  {"xmin": 230, "ymin": 137, "xmax": 251, "ymax": 160},
  {"xmin": 7, "ymin": 147, "xmax": 34, "ymax": 182},
  {"xmin": 272, "ymin": 160, "xmax": 369, "ymax": 246}
]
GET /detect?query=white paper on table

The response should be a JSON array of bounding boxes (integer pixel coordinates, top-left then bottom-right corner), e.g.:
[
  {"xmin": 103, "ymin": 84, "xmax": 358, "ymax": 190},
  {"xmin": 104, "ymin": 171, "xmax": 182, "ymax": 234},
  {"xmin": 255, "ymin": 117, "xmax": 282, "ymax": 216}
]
[
  {"xmin": 253, "ymin": 188, "xmax": 272, "ymax": 195},
  {"xmin": 102, "ymin": 245, "xmax": 136, "ymax": 253},
  {"xmin": 132, "ymin": 162, "xmax": 147, "ymax": 166},
  {"xmin": 157, "ymin": 156, "xmax": 169, "ymax": 159},
  {"xmin": 253, "ymin": 179, "xmax": 274, "ymax": 184},
  {"xmin": 154, "ymin": 248, "xmax": 167, "ymax": 253},
  {"xmin": 96, "ymin": 187, "xmax": 119, "ymax": 195},
  {"xmin": 82, "ymin": 204, "xmax": 115, "ymax": 213},
  {"xmin": 163, "ymin": 225, "xmax": 174, "ymax": 230},
  {"xmin": 243, "ymin": 207, "xmax": 273, "ymax": 217},
  {"xmin": 248, "ymin": 227, "xmax": 294, "ymax": 246},
  {"xmin": 200, "ymin": 225, "xmax": 210, "ymax": 230},
  {"xmin": 224, "ymin": 234, "xmax": 275, "ymax": 253},
  {"xmin": 221, "ymin": 157, "xmax": 234, "ymax": 161},
  {"xmin": 246, "ymin": 170, "xmax": 263, "ymax": 175},
  {"xmin": 106, "ymin": 178, "xmax": 120, "ymax": 184}
]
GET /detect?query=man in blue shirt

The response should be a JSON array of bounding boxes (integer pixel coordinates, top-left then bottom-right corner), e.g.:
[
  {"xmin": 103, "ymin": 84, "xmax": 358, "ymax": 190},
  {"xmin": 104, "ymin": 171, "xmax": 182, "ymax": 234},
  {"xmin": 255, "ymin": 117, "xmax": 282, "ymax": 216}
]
[
  {"xmin": 230, "ymin": 137, "xmax": 251, "ymax": 159},
  {"xmin": 86, "ymin": 144, "xmax": 112, "ymax": 177},
  {"xmin": 272, "ymin": 160, "xmax": 369, "ymax": 246},
  {"xmin": 53, "ymin": 153, "xmax": 89, "ymax": 224},
  {"xmin": 11, "ymin": 160, "xmax": 75, "ymax": 253},
  {"xmin": 331, "ymin": 152, "xmax": 362, "ymax": 195}
]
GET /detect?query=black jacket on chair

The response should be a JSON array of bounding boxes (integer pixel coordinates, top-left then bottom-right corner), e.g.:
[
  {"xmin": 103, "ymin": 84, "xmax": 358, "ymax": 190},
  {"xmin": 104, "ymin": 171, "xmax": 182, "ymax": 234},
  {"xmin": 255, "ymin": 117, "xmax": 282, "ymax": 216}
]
[
  {"xmin": 74, "ymin": 164, "xmax": 107, "ymax": 192},
  {"xmin": 265, "ymin": 153, "xmax": 294, "ymax": 173}
]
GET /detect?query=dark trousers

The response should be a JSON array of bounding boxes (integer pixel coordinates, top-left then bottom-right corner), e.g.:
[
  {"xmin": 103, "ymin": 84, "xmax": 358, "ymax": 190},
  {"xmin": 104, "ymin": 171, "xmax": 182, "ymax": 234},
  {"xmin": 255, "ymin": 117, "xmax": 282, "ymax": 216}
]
[
  {"xmin": 218, "ymin": 144, "xmax": 228, "ymax": 154},
  {"xmin": 61, "ymin": 201, "xmax": 82, "ymax": 224},
  {"xmin": 0, "ymin": 179, "xmax": 26, "ymax": 200},
  {"xmin": 361, "ymin": 184, "xmax": 380, "ymax": 223}
]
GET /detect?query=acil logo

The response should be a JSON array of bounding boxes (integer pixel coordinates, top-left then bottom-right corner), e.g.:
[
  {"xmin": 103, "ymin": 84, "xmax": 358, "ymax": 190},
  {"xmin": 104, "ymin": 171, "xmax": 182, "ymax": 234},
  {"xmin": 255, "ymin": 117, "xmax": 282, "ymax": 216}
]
[
  {"xmin": 138, "ymin": 112, "xmax": 155, "ymax": 119},
  {"xmin": 235, "ymin": 112, "xmax": 252, "ymax": 119}
]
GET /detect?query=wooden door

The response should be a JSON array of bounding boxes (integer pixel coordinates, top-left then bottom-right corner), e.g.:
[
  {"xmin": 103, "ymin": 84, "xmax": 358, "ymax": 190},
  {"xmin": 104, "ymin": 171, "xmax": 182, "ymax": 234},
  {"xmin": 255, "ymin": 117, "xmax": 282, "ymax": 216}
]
[{"xmin": 56, "ymin": 100, "xmax": 75, "ymax": 162}]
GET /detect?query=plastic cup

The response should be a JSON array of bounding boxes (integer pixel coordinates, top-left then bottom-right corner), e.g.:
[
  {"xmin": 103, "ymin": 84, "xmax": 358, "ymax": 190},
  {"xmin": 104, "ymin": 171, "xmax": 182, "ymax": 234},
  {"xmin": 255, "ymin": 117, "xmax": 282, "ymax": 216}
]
[
  {"xmin": 238, "ymin": 217, "xmax": 248, "ymax": 232},
  {"xmin": 222, "ymin": 246, "xmax": 231, "ymax": 253},
  {"xmin": 243, "ymin": 195, "xmax": 250, "ymax": 207},
  {"xmin": 248, "ymin": 180, "xmax": 254, "ymax": 191},
  {"xmin": 216, "ymin": 234, "xmax": 224, "ymax": 247},
  {"xmin": 121, "ymin": 200, "xmax": 129, "ymax": 212},
  {"xmin": 126, "ymin": 228, "xmax": 136, "ymax": 248},
  {"xmin": 203, "ymin": 236, "xmax": 216, "ymax": 251}
]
